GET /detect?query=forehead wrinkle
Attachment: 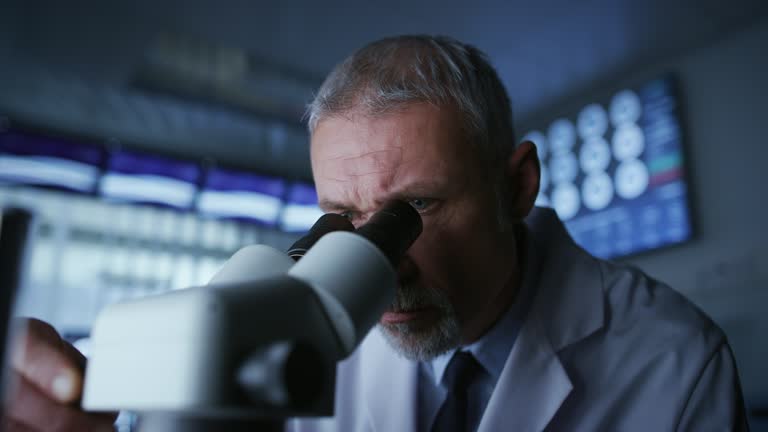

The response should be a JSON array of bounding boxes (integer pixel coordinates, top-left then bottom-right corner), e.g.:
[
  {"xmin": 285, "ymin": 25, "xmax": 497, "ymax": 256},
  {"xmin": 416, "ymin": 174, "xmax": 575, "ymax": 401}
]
[
  {"xmin": 318, "ymin": 147, "xmax": 403, "ymax": 182},
  {"xmin": 316, "ymin": 151, "xmax": 404, "ymax": 213},
  {"xmin": 320, "ymin": 175, "xmax": 395, "ymax": 214}
]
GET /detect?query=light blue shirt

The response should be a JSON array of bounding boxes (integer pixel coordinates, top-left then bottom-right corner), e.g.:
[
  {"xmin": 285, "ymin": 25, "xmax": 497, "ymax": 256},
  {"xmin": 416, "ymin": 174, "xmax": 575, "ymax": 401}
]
[{"xmin": 417, "ymin": 235, "xmax": 539, "ymax": 432}]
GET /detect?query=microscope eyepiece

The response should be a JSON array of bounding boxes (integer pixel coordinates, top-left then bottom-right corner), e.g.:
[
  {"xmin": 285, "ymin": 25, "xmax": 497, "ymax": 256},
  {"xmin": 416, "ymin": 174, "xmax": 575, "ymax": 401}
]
[
  {"xmin": 355, "ymin": 200, "xmax": 422, "ymax": 266},
  {"xmin": 287, "ymin": 213, "xmax": 355, "ymax": 260}
]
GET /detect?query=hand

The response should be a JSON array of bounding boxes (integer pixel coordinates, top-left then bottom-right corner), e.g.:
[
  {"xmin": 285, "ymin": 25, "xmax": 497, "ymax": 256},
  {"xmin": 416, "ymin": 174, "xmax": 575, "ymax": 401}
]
[{"xmin": 3, "ymin": 318, "xmax": 117, "ymax": 431}]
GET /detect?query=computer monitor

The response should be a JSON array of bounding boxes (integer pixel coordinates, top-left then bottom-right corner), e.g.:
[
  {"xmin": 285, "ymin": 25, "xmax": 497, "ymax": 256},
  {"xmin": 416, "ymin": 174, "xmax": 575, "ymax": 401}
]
[
  {"xmin": 196, "ymin": 167, "xmax": 286, "ymax": 226},
  {"xmin": 522, "ymin": 76, "xmax": 692, "ymax": 258},
  {"xmin": 0, "ymin": 129, "xmax": 104, "ymax": 193},
  {"xmin": 99, "ymin": 149, "xmax": 201, "ymax": 209}
]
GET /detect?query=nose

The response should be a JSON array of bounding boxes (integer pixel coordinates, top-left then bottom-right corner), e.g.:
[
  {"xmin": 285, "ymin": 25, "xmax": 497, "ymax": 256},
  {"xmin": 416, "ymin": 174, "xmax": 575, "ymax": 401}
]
[{"xmin": 396, "ymin": 253, "xmax": 419, "ymax": 284}]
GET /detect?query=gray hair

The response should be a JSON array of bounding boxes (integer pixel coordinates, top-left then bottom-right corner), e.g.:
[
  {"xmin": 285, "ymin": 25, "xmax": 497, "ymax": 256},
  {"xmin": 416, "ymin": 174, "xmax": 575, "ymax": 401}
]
[{"xmin": 306, "ymin": 35, "xmax": 517, "ymax": 226}]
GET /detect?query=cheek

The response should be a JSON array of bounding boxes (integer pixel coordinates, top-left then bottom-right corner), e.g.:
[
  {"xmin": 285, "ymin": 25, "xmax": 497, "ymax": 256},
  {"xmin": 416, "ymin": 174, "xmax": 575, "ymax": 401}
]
[{"xmin": 407, "ymin": 209, "xmax": 501, "ymax": 303}]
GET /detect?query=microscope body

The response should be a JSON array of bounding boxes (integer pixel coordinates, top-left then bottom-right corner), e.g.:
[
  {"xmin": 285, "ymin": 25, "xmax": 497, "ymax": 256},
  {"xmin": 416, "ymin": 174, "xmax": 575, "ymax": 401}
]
[{"xmin": 83, "ymin": 231, "xmax": 398, "ymax": 418}]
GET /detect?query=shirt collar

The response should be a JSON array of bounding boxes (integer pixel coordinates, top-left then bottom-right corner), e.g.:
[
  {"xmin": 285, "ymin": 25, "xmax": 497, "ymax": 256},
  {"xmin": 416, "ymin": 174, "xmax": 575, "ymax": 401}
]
[{"xmin": 426, "ymin": 226, "xmax": 542, "ymax": 386}]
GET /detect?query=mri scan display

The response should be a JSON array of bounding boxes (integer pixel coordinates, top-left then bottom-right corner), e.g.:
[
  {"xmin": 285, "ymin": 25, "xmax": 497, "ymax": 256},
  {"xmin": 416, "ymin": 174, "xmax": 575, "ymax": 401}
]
[{"xmin": 522, "ymin": 76, "xmax": 691, "ymax": 258}]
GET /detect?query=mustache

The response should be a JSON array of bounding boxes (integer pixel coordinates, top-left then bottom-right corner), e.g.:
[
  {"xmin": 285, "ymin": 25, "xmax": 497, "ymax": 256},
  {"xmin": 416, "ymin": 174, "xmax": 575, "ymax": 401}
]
[{"xmin": 389, "ymin": 282, "xmax": 451, "ymax": 312}]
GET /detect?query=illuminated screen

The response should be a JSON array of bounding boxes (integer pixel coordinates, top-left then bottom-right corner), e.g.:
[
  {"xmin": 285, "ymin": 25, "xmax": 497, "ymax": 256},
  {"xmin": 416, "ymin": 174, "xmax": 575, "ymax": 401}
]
[
  {"xmin": 279, "ymin": 182, "xmax": 324, "ymax": 232},
  {"xmin": 197, "ymin": 167, "xmax": 286, "ymax": 226},
  {"xmin": 0, "ymin": 129, "xmax": 104, "ymax": 193},
  {"xmin": 99, "ymin": 150, "xmax": 201, "ymax": 209},
  {"xmin": 522, "ymin": 76, "xmax": 692, "ymax": 258}
]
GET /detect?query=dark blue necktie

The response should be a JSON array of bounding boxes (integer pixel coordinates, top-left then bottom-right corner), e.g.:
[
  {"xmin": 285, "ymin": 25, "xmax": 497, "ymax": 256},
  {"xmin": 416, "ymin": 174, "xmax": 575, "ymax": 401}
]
[{"xmin": 431, "ymin": 351, "xmax": 484, "ymax": 432}]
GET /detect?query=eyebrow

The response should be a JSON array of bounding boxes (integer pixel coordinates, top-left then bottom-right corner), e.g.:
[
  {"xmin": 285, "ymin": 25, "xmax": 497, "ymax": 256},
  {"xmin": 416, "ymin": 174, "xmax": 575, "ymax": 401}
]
[
  {"xmin": 317, "ymin": 180, "xmax": 450, "ymax": 212},
  {"xmin": 318, "ymin": 198, "xmax": 349, "ymax": 212},
  {"xmin": 393, "ymin": 179, "xmax": 450, "ymax": 197}
]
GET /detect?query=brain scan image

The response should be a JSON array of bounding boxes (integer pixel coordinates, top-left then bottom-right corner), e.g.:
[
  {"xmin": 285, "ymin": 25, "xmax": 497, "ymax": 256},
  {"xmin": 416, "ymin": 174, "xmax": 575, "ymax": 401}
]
[
  {"xmin": 582, "ymin": 172, "xmax": 614, "ymax": 211},
  {"xmin": 610, "ymin": 89, "xmax": 642, "ymax": 126},
  {"xmin": 577, "ymin": 103, "xmax": 609, "ymax": 140},
  {"xmin": 549, "ymin": 153, "xmax": 579, "ymax": 184},
  {"xmin": 615, "ymin": 159, "xmax": 649, "ymax": 200},
  {"xmin": 547, "ymin": 118, "xmax": 576, "ymax": 155},
  {"xmin": 552, "ymin": 182, "xmax": 581, "ymax": 220},
  {"xmin": 612, "ymin": 123, "xmax": 645, "ymax": 161},
  {"xmin": 579, "ymin": 137, "xmax": 612, "ymax": 173}
]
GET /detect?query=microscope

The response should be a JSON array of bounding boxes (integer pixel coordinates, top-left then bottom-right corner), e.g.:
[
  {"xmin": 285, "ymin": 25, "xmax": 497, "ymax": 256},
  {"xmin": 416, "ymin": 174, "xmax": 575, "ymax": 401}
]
[{"xmin": 82, "ymin": 201, "xmax": 422, "ymax": 431}]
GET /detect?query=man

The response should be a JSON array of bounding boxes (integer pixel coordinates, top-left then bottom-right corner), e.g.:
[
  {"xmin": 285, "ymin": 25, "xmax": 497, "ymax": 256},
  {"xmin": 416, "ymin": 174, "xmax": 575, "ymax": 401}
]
[{"xmin": 4, "ymin": 36, "xmax": 747, "ymax": 431}]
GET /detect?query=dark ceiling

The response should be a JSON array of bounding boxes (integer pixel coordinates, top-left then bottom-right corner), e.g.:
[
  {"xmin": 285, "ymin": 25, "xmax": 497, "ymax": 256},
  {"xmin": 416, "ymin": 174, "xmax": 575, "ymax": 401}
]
[{"xmin": 1, "ymin": 0, "xmax": 766, "ymax": 179}]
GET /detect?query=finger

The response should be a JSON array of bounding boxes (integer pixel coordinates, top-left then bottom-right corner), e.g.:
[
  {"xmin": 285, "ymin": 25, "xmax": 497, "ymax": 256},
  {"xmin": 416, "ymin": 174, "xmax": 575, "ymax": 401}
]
[
  {"xmin": 58, "ymin": 338, "xmax": 87, "ymax": 378},
  {"xmin": 11, "ymin": 319, "xmax": 84, "ymax": 404},
  {"xmin": 6, "ymin": 372, "xmax": 115, "ymax": 432}
]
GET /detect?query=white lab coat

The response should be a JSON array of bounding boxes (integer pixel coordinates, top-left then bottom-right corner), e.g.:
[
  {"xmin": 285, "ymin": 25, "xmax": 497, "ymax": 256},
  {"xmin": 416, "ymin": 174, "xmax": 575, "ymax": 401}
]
[{"xmin": 288, "ymin": 208, "xmax": 748, "ymax": 431}]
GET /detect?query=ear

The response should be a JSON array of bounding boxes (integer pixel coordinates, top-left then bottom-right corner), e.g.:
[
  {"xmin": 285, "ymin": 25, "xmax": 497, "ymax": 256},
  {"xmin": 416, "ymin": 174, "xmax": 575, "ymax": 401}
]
[{"xmin": 504, "ymin": 140, "xmax": 541, "ymax": 220}]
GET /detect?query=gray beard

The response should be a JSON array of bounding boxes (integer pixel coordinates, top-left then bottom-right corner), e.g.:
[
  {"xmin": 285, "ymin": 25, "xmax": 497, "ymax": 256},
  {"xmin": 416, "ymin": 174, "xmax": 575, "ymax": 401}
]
[{"xmin": 378, "ymin": 282, "xmax": 461, "ymax": 362}]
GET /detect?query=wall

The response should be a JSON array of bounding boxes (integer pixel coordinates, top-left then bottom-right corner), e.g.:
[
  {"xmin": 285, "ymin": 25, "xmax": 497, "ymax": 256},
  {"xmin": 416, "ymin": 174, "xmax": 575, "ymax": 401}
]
[
  {"xmin": 520, "ymin": 16, "xmax": 767, "ymax": 417},
  {"xmin": 623, "ymin": 17, "xmax": 767, "ymax": 405},
  {"xmin": 622, "ymin": 18, "xmax": 767, "ymax": 291}
]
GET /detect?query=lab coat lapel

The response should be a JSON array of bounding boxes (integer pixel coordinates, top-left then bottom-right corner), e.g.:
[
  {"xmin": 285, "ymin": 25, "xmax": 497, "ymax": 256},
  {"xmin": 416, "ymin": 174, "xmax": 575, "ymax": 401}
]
[
  {"xmin": 478, "ymin": 208, "xmax": 606, "ymax": 431},
  {"xmin": 526, "ymin": 207, "xmax": 605, "ymax": 353},
  {"xmin": 478, "ymin": 318, "xmax": 572, "ymax": 432},
  {"xmin": 362, "ymin": 330, "xmax": 419, "ymax": 432}
]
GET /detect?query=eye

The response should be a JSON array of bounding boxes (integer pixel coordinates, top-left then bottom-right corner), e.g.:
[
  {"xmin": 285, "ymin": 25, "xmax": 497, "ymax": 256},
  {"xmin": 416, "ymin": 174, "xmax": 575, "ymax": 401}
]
[{"xmin": 408, "ymin": 198, "xmax": 432, "ymax": 212}]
